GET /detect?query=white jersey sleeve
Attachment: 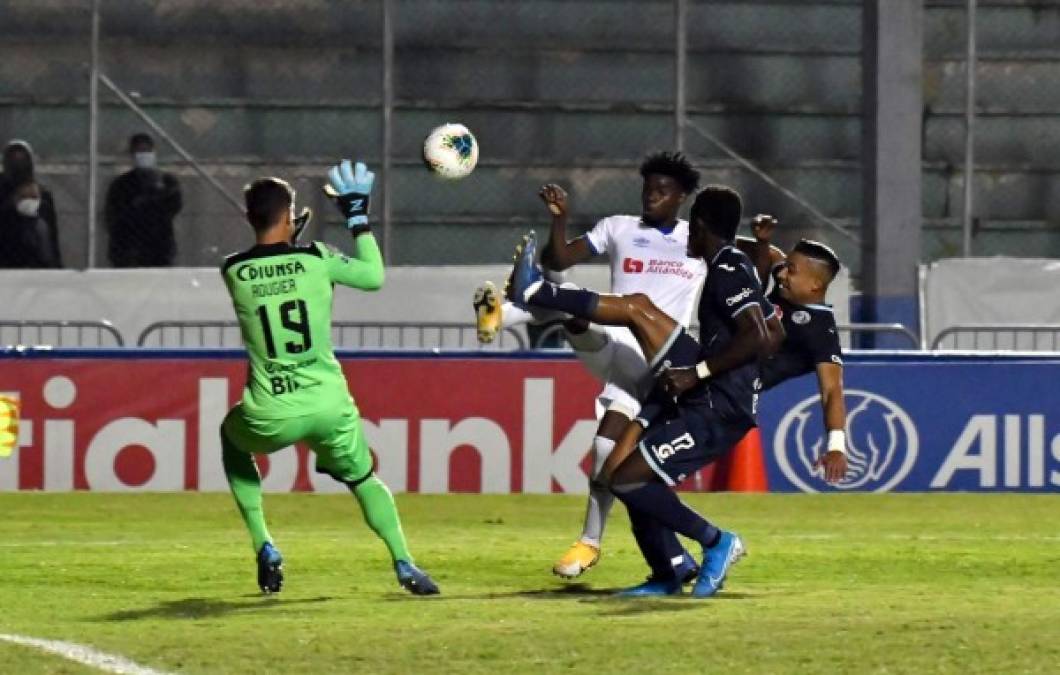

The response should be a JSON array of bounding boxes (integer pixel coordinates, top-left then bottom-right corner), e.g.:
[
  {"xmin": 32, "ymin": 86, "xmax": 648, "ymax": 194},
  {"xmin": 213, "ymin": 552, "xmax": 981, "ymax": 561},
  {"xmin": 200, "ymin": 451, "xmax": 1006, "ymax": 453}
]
[{"xmin": 584, "ymin": 216, "xmax": 616, "ymax": 256}]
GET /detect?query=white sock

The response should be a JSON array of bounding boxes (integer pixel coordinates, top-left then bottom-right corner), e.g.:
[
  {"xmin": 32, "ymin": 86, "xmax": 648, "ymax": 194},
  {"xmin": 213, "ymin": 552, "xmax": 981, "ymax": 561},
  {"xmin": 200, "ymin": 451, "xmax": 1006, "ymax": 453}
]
[
  {"xmin": 579, "ymin": 436, "xmax": 616, "ymax": 547},
  {"xmin": 570, "ymin": 327, "xmax": 613, "ymax": 382},
  {"xmin": 501, "ymin": 301, "xmax": 535, "ymax": 329}
]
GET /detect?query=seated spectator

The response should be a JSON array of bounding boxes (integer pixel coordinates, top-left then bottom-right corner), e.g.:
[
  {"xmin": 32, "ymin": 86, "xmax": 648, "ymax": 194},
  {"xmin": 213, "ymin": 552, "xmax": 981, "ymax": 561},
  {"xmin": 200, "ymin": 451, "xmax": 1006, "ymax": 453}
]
[
  {"xmin": 0, "ymin": 140, "xmax": 62, "ymax": 268},
  {"xmin": 105, "ymin": 133, "xmax": 183, "ymax": 267}
]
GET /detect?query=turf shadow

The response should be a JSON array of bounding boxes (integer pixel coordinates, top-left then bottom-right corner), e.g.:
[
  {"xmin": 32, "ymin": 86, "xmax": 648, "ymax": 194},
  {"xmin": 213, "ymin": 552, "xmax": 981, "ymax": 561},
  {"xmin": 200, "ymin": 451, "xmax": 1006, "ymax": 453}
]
[{"xmin": 98, "ymin": 595, "xmax": 334, "ymax": 622}]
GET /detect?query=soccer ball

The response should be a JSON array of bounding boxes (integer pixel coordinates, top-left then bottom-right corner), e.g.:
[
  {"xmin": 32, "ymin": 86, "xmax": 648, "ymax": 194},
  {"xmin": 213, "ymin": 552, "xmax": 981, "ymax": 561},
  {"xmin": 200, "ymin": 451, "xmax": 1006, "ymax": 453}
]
[{"xmin": 422, "ymin": 123, "xmax": 478, "ymax": 180}]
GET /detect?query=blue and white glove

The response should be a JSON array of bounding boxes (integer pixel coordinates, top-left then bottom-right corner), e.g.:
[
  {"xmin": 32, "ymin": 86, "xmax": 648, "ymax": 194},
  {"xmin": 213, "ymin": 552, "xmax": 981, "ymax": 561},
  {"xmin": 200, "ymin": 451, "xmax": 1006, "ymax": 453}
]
[{"xmin": 324, "ymin": 159, "xmax": 375, "ymax": 235}]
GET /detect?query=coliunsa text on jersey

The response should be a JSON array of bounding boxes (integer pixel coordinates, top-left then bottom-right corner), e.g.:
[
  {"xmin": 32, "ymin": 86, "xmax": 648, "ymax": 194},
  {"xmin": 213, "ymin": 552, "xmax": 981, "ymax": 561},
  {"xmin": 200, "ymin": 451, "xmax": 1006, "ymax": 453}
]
[{"xmin": 235, "ymin": 259, "xmax": 307, "ymax": 282}]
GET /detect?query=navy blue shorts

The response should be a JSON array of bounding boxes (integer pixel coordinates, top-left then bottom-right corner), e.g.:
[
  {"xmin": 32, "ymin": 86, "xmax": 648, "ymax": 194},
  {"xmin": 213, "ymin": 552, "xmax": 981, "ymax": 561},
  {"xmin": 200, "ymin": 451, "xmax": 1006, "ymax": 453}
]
[
  {"xmin": 649, "ymin": 327, "xmax": 701, "ymax": 377},
  {"xmin": 637, "ymin": 404, "xmax": 751, "ymax": 486}
]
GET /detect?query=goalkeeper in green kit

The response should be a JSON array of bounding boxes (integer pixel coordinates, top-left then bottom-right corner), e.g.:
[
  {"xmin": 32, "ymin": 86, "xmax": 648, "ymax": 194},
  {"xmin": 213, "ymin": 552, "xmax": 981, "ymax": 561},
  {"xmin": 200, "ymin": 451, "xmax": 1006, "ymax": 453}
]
[{"xmin": 220, "ymin": 159, "xmax": 439, "ymax": 596}]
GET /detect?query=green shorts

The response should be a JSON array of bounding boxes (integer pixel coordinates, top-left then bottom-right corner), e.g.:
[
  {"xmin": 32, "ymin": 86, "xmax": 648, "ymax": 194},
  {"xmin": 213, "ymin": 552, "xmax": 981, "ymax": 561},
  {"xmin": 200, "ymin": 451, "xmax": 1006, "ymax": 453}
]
[{"xmin": 221, "ymin": 403, "xmax": 373, "ymax": 484}]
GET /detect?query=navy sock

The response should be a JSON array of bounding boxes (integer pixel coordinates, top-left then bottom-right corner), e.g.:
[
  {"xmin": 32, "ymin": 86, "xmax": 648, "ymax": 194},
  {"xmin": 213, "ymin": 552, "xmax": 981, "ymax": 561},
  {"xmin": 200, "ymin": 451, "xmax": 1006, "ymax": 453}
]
[
  {"xmin": 661, "ymin": 529, "xmax": 687, "ymax": 567},
  {"xmin": 527, "ymin": 281, "xmax": 599, "ymax": 318},
  {"xmin": 613, "ymin": 481, "xmax": 719, "ymax": 548},
  {"xmin": 628, "ymin": 508, "xmax": 675, "ymax": 580}
]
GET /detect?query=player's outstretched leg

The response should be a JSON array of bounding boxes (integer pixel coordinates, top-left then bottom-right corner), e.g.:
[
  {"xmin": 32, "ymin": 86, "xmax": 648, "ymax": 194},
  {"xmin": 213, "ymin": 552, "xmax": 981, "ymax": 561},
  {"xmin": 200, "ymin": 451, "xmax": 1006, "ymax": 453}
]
[
  {"xmin": 348, "ymin": 473, "xmax": 440, "ymax": 595},
  {"xmin": 221, "ymin": 429, "xmax": 283, "ymax": 593},
  {"xmin": 473, "ymin": 280, "xmax": 566, "ymax": 345},
  {"xmin": 507, "ymin": 234, "xmax": 677, "ymax": 364}
]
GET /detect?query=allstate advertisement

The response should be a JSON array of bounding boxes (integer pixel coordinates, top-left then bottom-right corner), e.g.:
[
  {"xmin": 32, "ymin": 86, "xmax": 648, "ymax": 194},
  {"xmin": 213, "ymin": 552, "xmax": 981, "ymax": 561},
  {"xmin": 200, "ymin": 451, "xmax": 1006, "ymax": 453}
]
[
  {"xmin": 758, "ymin": 355, "xmax": 1060, "ymax": 493},
  {"xmin": 1, "ymin": 350, "xmax": 1058, "ymax": 493}
]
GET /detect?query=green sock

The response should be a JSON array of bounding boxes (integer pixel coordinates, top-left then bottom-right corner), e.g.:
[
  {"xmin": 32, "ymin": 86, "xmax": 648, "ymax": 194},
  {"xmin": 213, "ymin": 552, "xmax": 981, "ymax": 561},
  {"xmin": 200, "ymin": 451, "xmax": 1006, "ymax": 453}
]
[
  {"xmin": 350, "ymin": 476, "xmax": 412, "ymax": 564},
  {"xmin": 221, "ymin": 433, "xmax": 272, "ymax": 553}
]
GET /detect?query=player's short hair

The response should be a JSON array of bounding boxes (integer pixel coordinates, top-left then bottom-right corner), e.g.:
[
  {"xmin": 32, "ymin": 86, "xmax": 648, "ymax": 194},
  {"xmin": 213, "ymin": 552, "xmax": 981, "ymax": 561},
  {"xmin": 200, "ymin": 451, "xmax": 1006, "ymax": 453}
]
[
  {"xmin": 244, "ymin": 177, "xmax": 294, "ymax": 232},
  {"xmin": 793, "ymin": 238, "xmax": 841, "ymax": 281},
  {"xmin": 690, "ymin": 185, "xmax": 742, "ymax": 240},
  {"xmin": 128, "ymin": 133, "xmax": 153, "ymax": 152},
  {"xmin": 639, "ymin": 151, "xmax": 700, "ymax": 194}
]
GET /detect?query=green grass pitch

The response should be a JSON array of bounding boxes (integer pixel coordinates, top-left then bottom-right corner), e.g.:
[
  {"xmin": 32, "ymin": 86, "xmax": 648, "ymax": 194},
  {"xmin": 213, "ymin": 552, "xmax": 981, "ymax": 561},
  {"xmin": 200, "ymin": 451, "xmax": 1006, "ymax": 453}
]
[{"xmin": 0, "ymin": 493, "xmax": 1057, "ymax": 674}]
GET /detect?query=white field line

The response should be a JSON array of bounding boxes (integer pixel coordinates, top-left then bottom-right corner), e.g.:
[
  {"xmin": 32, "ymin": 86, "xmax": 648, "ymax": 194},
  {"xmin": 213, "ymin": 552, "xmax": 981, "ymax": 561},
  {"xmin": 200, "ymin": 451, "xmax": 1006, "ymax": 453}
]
[{"xmin": 0, "ymin": 633, "xmax": 173, "ymax": 675}]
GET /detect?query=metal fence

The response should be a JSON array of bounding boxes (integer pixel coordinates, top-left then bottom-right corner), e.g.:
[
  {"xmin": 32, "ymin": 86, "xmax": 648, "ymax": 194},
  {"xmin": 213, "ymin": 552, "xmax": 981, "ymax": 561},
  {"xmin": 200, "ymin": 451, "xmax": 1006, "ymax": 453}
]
[
  {"xmin": 137, "ymin": 321, "xmax": 526, "ymax": 351},
  {"xmin": 0, "ymin": 320, "xmax": 124, "ymax": 347},
  {"xmin": 7, "ymin": 317, "xmax": 1060, "ymax": 353},
  {"xmin": 931, "ymin": 324, "xmax": 1060, "ymax": 351}
]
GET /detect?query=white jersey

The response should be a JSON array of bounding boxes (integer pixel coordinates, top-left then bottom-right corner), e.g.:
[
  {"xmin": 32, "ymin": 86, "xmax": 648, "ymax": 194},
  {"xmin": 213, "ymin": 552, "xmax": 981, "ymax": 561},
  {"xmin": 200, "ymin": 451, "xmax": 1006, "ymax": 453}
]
[{"xmin": 584, "ymin": 215, "xmax": 706, "ymax": 327}]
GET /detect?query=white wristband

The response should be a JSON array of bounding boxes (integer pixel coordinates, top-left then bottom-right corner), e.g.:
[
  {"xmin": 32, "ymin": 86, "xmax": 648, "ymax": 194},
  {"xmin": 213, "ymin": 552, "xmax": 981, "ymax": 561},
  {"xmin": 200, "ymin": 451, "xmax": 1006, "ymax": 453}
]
[
  {"xmin": 827, "ymin": 430, "xmax": 847, "ymax": 455},
  {"xmin": 695, "ymin": 361, "xmax": 711, "ymax": 380}
]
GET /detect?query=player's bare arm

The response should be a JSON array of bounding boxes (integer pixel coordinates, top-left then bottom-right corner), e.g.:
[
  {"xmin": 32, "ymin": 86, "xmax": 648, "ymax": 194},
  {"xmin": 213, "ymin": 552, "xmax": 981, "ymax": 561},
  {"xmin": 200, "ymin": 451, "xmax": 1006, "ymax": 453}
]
[
  {"xmin": 812, "ymin": 361, "xmax": 849, "ymax": 483},
  {"xmin": 738, "ymin": 214, "xmax": 786, "ymax": 285},
  {"xmin": 538, "ymin": 183, "xmax": 593, "ymax": 270},
  {"xmin": 660, "ymin": 303, "xmax": 774, "ymax": 397}
]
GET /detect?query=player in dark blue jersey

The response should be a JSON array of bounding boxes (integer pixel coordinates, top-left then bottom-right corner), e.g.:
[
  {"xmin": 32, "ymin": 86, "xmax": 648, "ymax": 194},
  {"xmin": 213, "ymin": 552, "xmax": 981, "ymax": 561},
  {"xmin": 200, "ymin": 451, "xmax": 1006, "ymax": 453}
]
[
  {"xmin": 753, "ymin": 234, "xmax": 849, "ymax": 482},
  {"xmin": 508, "ymin": 185, "xmax": 779, "ymax": 598}
]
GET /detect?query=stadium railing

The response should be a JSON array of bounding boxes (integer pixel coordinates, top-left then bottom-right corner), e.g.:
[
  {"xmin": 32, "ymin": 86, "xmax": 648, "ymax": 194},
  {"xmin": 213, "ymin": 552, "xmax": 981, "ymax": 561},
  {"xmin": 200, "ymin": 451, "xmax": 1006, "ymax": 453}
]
[
  {"xmin": 0, "ymin": 320, "xmax": 124, "ymax": 347},
  {"xmin": 136, "ymin": 321, "xmax": 528, "ymax": 350},
  {"xmin": 837, "ymin": 323, "xmax": 921, "ymax": 349},
  {"xmin": 930, "ymin": 324, "xmax": 1060, "ymax": 351},
  {"xmin": 530, "ymin": 322, "xmax": 921, "ymax": 350}
]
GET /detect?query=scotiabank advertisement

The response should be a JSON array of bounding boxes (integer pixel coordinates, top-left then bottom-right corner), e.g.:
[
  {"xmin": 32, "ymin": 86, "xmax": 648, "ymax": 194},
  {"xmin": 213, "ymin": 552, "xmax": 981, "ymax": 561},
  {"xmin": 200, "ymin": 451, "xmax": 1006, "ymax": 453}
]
[{"xmin": 1, "ymin": 351, "xmax": 1059, "ymax": 493}]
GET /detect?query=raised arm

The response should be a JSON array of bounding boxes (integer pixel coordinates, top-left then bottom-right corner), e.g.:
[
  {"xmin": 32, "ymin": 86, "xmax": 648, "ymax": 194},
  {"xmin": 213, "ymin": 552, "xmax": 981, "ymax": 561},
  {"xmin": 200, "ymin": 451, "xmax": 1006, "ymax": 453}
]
[
  {"xmin": 538, "ymin": 183, "xmax": 593, "ymax": 271},
  {"xmin": 738, "ymin": 214, "xmax": 786, "ymax": 287},
  {"xmin": 323, "ymin": 234, "xmax": 384, "ymax": 291},
  {"xmin": 323, "ymin": 159, "xmax": 385, "ymax": 290}
]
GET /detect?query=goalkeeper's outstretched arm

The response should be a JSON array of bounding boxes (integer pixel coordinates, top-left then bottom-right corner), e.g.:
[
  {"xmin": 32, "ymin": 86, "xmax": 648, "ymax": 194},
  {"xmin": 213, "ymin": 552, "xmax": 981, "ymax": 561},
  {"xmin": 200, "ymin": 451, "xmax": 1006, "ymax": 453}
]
[
  {"xmin": 323, "ymin": 159, "xmax": 385, "ymax": 291},
  {"xmin": 324, "ymin": 233, "xmax": 384, "ymax": 291}
]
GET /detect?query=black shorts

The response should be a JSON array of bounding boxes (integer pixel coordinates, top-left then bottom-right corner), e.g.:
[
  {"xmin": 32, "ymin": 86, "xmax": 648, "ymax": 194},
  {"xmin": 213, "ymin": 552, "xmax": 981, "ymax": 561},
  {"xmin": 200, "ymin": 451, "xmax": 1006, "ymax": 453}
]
[{"xmin": 637, "ymin": 403, "xmax": 751, "ymax": 486}]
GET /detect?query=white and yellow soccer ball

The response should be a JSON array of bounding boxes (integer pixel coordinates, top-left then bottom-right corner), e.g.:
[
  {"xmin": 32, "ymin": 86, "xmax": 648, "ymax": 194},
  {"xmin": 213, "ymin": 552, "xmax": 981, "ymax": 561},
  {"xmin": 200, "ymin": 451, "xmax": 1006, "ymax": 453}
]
[{"xmin": 422, "ymin": 123, "xmax": 478, "ymax": 180}]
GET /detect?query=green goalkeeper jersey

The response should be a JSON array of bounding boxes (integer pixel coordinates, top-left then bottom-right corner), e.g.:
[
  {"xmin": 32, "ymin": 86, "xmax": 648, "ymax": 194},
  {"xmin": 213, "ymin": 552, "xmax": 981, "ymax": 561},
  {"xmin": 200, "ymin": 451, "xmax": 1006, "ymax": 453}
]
[{"xmin": 221, "ymin": 235, "xmax": 384, "ymax": 419}]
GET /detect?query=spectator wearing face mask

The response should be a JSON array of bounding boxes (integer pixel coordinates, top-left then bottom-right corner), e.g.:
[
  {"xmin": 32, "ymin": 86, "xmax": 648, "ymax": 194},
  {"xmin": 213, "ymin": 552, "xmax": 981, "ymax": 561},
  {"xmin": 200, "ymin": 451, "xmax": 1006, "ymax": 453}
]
[
  {"xmin": 104, "ymin": 132, "xmax": 183, "ymax": 267},
  {"xmin": 0, "ymin": 139, "xmax": 62, "ymax": 268}
]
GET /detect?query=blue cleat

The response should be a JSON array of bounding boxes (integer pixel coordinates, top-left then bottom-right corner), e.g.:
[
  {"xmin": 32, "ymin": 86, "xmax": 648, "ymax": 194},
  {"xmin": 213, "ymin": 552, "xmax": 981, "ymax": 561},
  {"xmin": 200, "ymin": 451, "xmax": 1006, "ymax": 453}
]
[
  {"xmin": 505, "ymin": 231, "xmax": 543, "ymax": 304},
  {"xmin": 673, "ymin": 550, "xmax": 700, "ymax": 584},
  {"xmin": 616, "ymin": 575, "xmax": 683, "ymax": 597},
  {"xmin": 256, "ymin": 541, "xmax": 284, "ymax": 594},
  {"xmin": 395, "ymin": 560, "xmax": 440, "ymax": 596},
  {"xmin": 692, "ymin": 531, "xmax": 746, "ymax": 598}
]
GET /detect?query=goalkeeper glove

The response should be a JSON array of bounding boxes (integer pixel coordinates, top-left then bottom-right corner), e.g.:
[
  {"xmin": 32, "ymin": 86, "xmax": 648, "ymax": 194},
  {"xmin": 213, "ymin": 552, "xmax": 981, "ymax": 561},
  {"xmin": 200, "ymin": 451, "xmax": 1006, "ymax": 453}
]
[
  {"xmin": 291, "ymin": 206, "xmax": 312, "ymax": 243},
  {"xmin": 324, "ymin": 159, "xmax": 374, "ymax": 236}
]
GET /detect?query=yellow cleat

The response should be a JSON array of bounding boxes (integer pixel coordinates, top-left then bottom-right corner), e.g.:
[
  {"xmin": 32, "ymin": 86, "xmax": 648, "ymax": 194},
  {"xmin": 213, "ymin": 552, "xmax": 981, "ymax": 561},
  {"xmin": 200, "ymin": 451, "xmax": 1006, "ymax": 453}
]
[
  {"xmin": 552, "ymin": 541, "xmax": 601, "ymax": 579},
  {"xmin": 473, "ymin": 281, "xmax": 503, "ymax": 344}
]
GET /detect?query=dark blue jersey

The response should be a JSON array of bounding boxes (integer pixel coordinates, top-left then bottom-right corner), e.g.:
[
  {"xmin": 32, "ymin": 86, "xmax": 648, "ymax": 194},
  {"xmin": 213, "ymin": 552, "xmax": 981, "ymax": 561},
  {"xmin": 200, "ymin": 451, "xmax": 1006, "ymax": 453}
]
[
  {"xmin": 680, "ymin": 245, "xmax": 774, "ymax": 425},
  {"xmin": 759, "ymin": 290, "xmax": 843, "ymax": 390}
]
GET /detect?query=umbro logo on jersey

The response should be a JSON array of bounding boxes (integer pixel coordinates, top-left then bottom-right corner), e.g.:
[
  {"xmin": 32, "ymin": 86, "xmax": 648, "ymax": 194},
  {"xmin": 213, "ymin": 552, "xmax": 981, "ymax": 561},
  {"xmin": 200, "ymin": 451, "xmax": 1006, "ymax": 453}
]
[
  {"xmin": 717, "ymin": 263, "xmax": 736, "ymax": 272},
  {"xmin": 632, "ymin": 236, "xmax": 651, "ymax": 248},
  {"xmin": 623, "ymin": 258, "xmax": 645, "ymax": 273}
]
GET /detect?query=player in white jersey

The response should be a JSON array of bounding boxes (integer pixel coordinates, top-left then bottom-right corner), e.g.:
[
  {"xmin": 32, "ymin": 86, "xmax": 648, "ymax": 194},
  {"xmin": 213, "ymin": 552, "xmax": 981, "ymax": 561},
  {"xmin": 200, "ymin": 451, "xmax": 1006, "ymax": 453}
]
[{"xmin": 474, "ymin": 152, "xmax": 706, "ymax": 579}]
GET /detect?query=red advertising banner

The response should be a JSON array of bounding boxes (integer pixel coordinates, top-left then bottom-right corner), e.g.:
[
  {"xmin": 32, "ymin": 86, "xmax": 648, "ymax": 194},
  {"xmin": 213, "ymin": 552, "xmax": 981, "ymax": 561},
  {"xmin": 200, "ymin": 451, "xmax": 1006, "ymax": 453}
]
[{"xmin": 1, "ymin": 355, "xmax": 723, "ymax": 493}]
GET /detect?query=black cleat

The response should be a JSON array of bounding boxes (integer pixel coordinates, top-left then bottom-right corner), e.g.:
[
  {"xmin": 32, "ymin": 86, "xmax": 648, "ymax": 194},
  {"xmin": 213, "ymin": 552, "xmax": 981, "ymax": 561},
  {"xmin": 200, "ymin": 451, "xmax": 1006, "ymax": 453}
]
[{"xmin": 256, "ymin": 542, "xmax": 284, "ymax": 594}]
